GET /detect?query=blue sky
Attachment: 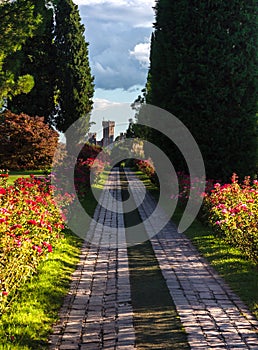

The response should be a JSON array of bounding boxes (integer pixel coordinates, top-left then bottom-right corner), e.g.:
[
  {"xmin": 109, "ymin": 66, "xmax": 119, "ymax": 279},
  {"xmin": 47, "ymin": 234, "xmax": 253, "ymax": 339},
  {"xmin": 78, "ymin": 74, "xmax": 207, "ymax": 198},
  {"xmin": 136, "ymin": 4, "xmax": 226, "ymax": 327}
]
[{"xmin": 74, "ymin": 0, "xmax": 156, "ymax": 137}]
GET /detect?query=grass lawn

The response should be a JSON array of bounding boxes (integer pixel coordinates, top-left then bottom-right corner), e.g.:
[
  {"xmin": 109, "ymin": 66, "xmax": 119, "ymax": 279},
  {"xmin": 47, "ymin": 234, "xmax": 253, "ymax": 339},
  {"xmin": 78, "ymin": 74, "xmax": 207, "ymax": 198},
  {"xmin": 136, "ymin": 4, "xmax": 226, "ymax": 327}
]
[
  {"xmin": 136, "ymin": 170, "xmax": 258, "ymax": 320},
  {"xmin": 6, "ymin": 170, "xmax": 47, "ymax": 185}
]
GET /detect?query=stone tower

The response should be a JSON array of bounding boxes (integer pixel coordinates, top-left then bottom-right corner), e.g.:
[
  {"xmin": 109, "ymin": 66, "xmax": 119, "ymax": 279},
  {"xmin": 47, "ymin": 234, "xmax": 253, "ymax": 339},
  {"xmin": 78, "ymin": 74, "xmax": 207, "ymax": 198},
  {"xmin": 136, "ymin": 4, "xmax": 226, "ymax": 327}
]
[{"xmin": 102, "ymin": 121, "xmax": 115, "ymax": 147}]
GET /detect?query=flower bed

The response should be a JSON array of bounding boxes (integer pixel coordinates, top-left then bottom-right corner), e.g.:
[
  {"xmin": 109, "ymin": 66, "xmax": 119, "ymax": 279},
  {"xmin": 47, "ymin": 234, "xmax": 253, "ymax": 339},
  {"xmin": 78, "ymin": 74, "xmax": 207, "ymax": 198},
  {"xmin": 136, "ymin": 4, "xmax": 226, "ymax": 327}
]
[
  {"xmin": 202, "ymin": 174, "xmax": 258, "ymax": 263},
  {"xmin": 170, "ymin": 171, "xmax": 257, "ymax": 262},
  {"xmin": 0, "ymin": 175, "xmax": 70, "ymax": 315},
  {"xmin": 171, "ymin": 171, "xmax": 215, "ymax": 205},
  {"xmin": 74, "ymin": 143, "xmax": 109, "ymax": 197},
  {"xmin": 135, "ymin": 159, "xmax": 158, "ymax": 185}
]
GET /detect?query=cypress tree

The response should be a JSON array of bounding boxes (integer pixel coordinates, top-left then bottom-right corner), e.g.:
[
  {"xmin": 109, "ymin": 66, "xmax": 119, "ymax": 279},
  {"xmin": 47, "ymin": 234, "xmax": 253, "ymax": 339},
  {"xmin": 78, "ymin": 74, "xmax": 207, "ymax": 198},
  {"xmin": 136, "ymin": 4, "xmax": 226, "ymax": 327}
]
[
  {"xmin": 146, "ymin": 0, "xmax": 257, "ymax": 180},
  {"xmin": 53, "ymin": 0, "xmax": 94, "ymax": 138},
  {"xmin": 7, "ymin": 0, "xmax": 56, "ymax": 123}
]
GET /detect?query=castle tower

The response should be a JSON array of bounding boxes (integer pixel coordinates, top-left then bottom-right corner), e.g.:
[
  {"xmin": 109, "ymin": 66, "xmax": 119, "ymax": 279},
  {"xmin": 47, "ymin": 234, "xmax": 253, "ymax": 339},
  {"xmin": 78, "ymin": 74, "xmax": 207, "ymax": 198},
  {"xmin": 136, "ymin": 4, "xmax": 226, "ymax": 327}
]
[{"xmin": 102, "ymin": 121, "xmax": 115, "ymax": 147}]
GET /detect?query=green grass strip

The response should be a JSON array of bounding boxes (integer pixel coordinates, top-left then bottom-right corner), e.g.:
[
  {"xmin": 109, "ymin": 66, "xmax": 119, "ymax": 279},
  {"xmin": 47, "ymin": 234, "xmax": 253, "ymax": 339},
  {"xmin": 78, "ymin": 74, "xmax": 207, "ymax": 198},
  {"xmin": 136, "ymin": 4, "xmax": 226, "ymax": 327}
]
[
  {"xmin": 120, "ymin": 169, "xmax": 190, "ymax": 349},
  {"xmin": 0, "ymin": 230, "xmax": 83, "ymax": 350}
]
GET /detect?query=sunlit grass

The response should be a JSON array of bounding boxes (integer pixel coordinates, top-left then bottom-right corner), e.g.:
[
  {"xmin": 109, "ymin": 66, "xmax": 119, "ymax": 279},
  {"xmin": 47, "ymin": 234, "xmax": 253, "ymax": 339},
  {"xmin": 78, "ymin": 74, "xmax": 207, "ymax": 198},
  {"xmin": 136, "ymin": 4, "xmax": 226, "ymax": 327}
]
[
  {"xmin": 0, "ymin": 230, "xmax": 83, "ymax": 349},
  {"xmin": 6, "ymin": 170, "xmax": 47, "ymax": 185}
]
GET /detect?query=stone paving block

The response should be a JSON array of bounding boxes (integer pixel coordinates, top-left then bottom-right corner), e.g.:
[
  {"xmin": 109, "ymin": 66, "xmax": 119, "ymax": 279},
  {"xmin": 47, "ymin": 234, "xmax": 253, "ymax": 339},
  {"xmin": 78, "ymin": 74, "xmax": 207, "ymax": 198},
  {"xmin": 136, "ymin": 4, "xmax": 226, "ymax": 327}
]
[
  {"xmin": 59, "ymin": 343, "xmax": 79, "ymax": 350},
  {"xmin": 80, "ymin": 342, "xmax": 100, "ymax": 350}
]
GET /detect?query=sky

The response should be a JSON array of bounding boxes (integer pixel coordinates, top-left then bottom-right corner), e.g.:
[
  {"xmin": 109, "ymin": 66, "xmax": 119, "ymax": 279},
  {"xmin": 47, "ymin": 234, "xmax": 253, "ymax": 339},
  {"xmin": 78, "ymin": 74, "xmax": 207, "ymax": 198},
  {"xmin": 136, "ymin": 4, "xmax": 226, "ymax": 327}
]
[{"xmin": 73, "ymin": 0, "xmax": 156, "ymax": 137}]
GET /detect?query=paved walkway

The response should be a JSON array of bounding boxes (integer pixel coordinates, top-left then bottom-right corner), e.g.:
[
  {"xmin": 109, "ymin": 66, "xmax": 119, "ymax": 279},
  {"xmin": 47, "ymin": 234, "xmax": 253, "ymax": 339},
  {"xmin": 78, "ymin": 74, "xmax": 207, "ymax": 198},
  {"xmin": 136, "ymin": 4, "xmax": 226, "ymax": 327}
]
[
  {"xmin": 49, "ymin": 168, "xmax": 258, "ymax": 350},
  {"xmin": 49, "ymin": 169, "xmax": 135, "ymax": 349},
  {"xmin": 125, "ymin": 169, "xmax": 258, "ymax": 350}
]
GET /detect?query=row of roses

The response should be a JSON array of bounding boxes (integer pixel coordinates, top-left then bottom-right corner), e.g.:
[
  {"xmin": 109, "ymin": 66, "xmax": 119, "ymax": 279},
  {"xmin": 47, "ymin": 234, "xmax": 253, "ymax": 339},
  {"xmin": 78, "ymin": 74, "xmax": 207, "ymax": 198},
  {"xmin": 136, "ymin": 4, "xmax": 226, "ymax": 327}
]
[
  {"xmin": 137, "ymin": 160, "xmax": 257, "ymax": 263},
  {"xmin": 202, "ymin": 174, "xmax": 257, "ymax": 263},
  {"xmin": 0, "ymin": 175, "xmax": 71, "ymax": 315},
  {"xmin": 0, "ymin": 143, "xmax": 109, "ymax": 315}
]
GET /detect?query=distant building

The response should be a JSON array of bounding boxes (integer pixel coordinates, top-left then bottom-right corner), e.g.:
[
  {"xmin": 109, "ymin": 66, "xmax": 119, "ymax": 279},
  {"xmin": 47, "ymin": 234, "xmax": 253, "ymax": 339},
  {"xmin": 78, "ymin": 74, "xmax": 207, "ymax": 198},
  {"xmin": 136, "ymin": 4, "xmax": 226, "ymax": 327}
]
[
  {"xmin": 102, "ymin": 121, "xmax": 115, "ymax": 147},
  {"xmin": 115, "ymin": 132, "xmax": 126, "ymax": 142},
  {"xmin": 87, "ymin": 121, "xmax": 116, "ymax": 147},
  {"xmin": 88, "ymin": 132, "xmax": 97, "ymax": 145}
]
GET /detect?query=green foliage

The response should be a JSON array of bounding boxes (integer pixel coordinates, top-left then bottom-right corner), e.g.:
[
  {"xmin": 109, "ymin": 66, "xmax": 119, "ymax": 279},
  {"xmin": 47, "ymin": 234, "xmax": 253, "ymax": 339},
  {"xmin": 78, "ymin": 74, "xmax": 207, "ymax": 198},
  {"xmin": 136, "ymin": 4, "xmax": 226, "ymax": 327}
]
[
  {"xmin": 0, "ymin": 0, "xmax": 40, "ymax": 106},
  {"xmin": 202, "ymin": 174, "xmax": 258, "ymax": 263},
  {"xmin": 0, "ymin": 111, "xmax": 59, "ymax": 170},
  {"xmin": 7, "ymin": 0, "xmax": 57, "ymax": 123},
  {"xmin": 53, "ymin": 0, "xmax": 94, "ymax": 135},
  {"xmin": 145, "ymin": 0, "xmax": 257, "ymax": 180}
]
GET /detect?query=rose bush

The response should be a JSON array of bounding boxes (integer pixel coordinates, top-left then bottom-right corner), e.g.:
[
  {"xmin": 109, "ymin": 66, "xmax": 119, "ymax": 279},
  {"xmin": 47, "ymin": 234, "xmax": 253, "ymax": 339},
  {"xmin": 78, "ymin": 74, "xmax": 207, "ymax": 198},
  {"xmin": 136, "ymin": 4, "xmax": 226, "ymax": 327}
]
[
  {"xmin": 170, "ymin": 172, "xmax": 257, "ymax": 262},
  {"xmin": 135, "ymin": 159, "xmax": 158, "ymax": 185},
  {"xmin": 0, "ymin": 174, "xmax": 72, "ymax": 315},
  {"xmin": 171, "ymin": 171, "xmax": 215, "ymax": 205},
  {"xmin": 52, "ymin": 142, "xmax": 109, "ymax": 199},
  {"xmin": 74, "ymin": 143, "xmax": 109, "ymax": 197},
  {"xmin": 202, "ymin": 174, "xmax": 258, "ymax": 263}
]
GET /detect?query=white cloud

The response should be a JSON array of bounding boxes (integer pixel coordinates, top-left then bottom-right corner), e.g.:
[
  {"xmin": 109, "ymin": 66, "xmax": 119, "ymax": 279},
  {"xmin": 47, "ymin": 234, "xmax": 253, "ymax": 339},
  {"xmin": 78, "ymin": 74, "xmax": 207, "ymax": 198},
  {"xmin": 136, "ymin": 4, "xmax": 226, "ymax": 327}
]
[
  {"xmin": 75, "ymin": 0, "xmax": 155, "ymax": 91},
  {"xmin": 129, "ymin": 42, "xmax": 150, "ymax": 68},
  {"xmin": 93, "ymin": 98, "xmax": 121, "ymax": 110},
  {"xmin": 75, "ymin": 0, "xmax": 154, "ymax": 7}
]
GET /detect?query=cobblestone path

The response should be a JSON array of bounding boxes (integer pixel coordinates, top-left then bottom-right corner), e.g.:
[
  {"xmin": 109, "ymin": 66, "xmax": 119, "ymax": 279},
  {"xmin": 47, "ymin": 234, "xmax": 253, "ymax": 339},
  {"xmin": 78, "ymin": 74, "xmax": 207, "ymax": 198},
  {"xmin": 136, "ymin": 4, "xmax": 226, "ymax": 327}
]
[
  {"xmin": 49, "ymin": 168, "xmax": 258, "ymax": 350},
  {"xmin": 124, "ymin": 169, "xmax": 258, "ymax": 350},
  {"xmin": 49, "ymin": 169, "xmax": 135, "ymax": 350}
]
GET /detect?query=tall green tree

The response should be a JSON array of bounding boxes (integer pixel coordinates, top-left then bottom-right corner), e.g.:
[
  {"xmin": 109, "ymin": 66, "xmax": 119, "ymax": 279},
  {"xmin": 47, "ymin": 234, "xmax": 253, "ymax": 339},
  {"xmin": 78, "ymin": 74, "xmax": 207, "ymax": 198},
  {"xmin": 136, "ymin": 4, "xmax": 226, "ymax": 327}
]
[
  {"xmin": 7, "ymin": 0, "xmax": 56, "ymax": 123},
  {"xmin": 53, "ymin": 0, "xmax": 94, "ymax": 139},
  {"xmin": 145, "ymin": 0, "xmax": 257, "ymax": 180},
  {"xmin": 0, "ymin": 0, "xmax": 40, "ymax": 107}
]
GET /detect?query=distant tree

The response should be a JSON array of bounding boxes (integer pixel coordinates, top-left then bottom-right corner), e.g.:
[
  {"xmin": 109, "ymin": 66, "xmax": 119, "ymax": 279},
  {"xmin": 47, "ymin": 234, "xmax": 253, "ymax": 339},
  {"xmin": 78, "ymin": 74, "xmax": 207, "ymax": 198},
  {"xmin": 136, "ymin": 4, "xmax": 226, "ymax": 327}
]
[
  {"xmin": 7, "ymin": 0, "xmax": 56, "ymax": 124},
  {"xmin": 53, "ymin": 0, "xmax": 94, "ymax": 141},
  {"xmin": 0, "ymin": 0, "xmax": 40, "ymax": 107},
  {"xmin": 145, "ymin": 0, "xmax": 257, "ymax": 180},
  {"xmin": 0, "ymin": 110, "xmax": 58, "ymax": 170}
]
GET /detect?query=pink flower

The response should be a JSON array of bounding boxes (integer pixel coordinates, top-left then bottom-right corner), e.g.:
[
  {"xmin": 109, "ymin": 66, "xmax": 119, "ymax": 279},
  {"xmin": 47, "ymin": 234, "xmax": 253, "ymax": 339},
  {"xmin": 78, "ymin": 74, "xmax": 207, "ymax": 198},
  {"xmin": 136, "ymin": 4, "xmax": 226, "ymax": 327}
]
[
  {"xmin": 47, "ymin": 244, "xmax": 53, "ymax": 253},
  {"xmin": 2, "ymin": 291, "xmax": 8, "ymax": 296},
  {"xmin": 10, "ymin": 224, "xmax": 22, "ymax": 230},
  {"xmin": 28, "ymin": 219, "xmax": 37, "ymax": 225},
  {"xmin": 15, "ymin": 240, "xmax": 22, "ymax": 247},
  {"xmin": 0, "ymin": 188, "xmax": 6, "ymax": 195},
  {"xmin": 47, "ymin": 224, "xmax": 53, "ymax": 232}
]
